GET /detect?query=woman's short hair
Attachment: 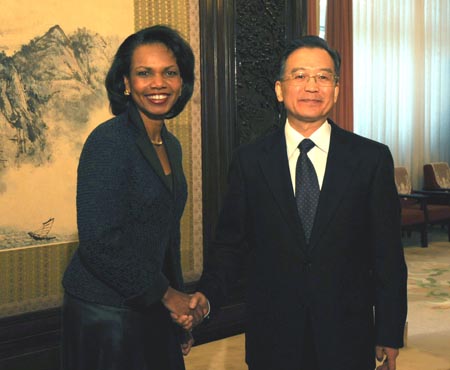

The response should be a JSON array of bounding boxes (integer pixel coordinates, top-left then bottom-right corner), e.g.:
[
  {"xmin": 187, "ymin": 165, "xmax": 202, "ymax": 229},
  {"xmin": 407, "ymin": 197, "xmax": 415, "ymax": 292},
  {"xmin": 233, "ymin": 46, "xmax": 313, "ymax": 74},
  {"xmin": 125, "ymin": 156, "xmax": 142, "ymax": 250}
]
[{"xmin": 105, "ymin": 25, "xmax": 195, "ymax": 118}]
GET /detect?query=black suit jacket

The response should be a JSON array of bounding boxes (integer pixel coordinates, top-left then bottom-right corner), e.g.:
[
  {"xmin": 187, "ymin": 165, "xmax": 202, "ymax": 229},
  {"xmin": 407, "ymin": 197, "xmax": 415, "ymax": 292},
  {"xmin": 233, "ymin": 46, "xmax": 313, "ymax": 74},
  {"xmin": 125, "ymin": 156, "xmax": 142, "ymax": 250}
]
[{"xmin": 199, "ymin": 121, "xmax": 407, "ymax": 370}]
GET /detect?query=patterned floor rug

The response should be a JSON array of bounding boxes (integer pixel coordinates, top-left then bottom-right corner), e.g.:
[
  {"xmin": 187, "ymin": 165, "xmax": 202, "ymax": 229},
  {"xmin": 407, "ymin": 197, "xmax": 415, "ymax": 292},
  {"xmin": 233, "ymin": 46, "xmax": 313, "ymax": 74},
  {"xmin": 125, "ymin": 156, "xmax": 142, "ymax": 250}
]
[
  {"xmin": 401, "ymin": 230, "xmax": 450, "ymax": 370},
  {"xmin": 406, "ymin": 241, "xmax": 450, "ymax": 309}
]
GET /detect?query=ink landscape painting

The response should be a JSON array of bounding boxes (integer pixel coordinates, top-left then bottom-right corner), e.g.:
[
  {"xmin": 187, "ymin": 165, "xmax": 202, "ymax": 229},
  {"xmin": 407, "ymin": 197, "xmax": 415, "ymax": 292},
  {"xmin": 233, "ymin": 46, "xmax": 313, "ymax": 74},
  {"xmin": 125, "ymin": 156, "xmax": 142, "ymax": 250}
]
[{"xmin": 0, "ymin": 0, "xmax": 133, "ymax": 248}]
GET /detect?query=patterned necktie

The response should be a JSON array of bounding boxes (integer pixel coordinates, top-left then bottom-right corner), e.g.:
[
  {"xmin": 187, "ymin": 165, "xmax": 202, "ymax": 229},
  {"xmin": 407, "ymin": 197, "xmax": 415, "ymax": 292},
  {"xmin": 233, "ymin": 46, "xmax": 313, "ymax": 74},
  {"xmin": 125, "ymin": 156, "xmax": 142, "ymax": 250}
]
[{"xmin": 295, "ymin": 139, "xmax": 320, "ymax": 243}]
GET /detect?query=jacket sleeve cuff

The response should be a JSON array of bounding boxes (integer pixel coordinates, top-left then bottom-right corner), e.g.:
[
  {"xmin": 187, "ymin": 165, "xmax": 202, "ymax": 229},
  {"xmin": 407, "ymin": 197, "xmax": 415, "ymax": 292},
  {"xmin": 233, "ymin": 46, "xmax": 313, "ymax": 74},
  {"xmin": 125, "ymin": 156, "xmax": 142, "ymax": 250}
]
[{"xmin": 125, "ymin": 273, "xmax": 169, "ymax": 308}]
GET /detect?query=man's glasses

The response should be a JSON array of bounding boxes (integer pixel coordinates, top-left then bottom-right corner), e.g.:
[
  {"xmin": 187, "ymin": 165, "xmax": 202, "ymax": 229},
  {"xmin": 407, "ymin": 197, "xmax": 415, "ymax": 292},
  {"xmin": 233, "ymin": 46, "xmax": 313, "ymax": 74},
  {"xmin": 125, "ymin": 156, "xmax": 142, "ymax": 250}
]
[{"xmin": 281, "ymin": 71, "xmax": 338, "ymax": 87}]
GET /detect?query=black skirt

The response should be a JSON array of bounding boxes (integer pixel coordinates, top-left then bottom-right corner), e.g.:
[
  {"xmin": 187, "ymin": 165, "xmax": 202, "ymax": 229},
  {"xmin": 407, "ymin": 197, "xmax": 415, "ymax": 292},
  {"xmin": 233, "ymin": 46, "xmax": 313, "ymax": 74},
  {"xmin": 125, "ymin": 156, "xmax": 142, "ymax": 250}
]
[{"xmin": 61, "ymin": 293, "xmax": 185, "ymax": 370}]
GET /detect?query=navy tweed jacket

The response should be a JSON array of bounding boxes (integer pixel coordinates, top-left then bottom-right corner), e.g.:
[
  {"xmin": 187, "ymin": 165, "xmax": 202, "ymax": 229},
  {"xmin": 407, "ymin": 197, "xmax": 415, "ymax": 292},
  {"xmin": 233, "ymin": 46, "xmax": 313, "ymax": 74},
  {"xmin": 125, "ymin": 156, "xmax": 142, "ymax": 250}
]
[{"xmin": 63, "ymin": 104, "xmax": 187, "ymax": 308}]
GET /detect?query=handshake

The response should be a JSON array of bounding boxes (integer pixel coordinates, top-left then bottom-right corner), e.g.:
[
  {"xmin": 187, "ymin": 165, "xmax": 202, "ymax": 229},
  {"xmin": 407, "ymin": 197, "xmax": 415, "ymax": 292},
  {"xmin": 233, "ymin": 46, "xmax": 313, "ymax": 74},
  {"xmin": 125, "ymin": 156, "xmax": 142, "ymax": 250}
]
[{"xmin": 162, "ymin": 287, "xmax": 210, "ymax": 331}]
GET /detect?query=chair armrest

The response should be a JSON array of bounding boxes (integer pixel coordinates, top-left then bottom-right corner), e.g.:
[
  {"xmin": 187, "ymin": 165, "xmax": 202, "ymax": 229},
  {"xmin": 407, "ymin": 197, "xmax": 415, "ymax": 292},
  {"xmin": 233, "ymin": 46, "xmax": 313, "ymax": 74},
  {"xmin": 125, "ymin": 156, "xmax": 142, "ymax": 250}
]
[
  {"xmin": 399, "ymin": 193, "xmax": 429, "ymax": 200},
  {"xmin": 415, "ymin": 190, "xmax": 450, "ymax": 206},
  {"xmin": 398, "ymin": 193, "xmax": 429, "ymax": 210},
  {"xmin": 416, "ymin": 190, "xmax": 450, "ymax": 195}
]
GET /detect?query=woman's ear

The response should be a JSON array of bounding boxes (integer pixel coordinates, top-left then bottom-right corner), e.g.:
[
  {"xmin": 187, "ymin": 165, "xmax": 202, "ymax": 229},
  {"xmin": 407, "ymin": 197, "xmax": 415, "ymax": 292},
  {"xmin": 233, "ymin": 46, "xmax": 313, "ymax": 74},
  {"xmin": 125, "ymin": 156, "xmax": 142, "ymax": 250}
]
[{"xmin": 123, "ymin": 76, "xmax": 130, "ymax": 95}]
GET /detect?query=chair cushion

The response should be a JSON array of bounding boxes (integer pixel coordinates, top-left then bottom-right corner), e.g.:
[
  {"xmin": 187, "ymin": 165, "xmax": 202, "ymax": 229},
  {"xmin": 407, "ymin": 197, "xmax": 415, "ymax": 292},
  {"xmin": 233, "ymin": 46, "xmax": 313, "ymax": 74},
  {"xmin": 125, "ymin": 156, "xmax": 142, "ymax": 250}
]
[
  {"xmin": 427, "ymin": 204, "xmax": 450, "ymax": 223},
  {"xmin": 395, "ymin": 167, "xmax": 412, "ymax": 194},
  {"xmin": 401, "ymin": 208, "xmax": 426, "ymax": 226}
]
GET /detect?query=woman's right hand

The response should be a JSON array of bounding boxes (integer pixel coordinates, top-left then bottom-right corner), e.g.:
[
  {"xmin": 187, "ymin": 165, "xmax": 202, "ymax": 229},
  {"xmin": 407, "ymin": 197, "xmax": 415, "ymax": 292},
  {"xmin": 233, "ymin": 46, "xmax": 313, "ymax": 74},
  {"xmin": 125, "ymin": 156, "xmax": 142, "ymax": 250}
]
[{"xmin": 161, "ymin": 287, "xmax": 198, "ymax": 330}]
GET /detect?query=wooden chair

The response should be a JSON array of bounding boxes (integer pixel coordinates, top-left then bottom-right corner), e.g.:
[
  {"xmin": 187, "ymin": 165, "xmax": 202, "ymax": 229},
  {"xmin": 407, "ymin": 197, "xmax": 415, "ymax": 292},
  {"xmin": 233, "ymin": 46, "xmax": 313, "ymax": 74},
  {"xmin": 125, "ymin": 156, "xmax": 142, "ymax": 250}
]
[
  {"xmin": 394, "ymin": 167, "xmax": 429, "ymax": 247},
  {"xmin": 421, "ymin": 162, "xmax": 450, "ymax": 205},
  {"xmin": 424, "ymin": 162, "xmax": 450, "ymax": 190},
  {"xmin": 395, "ymin": 166, "xmax": 450, "ymax": 245}
]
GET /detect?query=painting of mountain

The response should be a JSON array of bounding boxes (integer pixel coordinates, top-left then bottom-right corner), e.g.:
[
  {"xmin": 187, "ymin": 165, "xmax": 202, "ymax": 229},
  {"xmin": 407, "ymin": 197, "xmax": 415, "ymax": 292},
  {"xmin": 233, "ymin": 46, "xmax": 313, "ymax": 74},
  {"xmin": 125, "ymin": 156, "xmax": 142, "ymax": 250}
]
[{"xmin": 0, "ymin": 25, "xmax": 121, "ymax": 248}]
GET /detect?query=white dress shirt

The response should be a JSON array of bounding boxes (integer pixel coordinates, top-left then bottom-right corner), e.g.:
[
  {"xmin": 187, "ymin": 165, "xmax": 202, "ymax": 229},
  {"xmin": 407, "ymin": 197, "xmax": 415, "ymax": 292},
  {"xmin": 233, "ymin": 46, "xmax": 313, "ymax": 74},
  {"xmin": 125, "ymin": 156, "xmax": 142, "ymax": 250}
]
[{"xmin": 285, "ymin": 119, "xmax": 331, "ymax": 193}]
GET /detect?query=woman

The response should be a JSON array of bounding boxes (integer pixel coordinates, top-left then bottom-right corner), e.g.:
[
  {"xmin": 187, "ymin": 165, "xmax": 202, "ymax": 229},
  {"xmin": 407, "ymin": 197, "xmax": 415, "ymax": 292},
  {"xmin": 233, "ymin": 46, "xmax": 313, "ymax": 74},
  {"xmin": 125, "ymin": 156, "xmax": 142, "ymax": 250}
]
[{"xmin": 62, "ymin": 25, "xmax": 198, "ymax": 370}]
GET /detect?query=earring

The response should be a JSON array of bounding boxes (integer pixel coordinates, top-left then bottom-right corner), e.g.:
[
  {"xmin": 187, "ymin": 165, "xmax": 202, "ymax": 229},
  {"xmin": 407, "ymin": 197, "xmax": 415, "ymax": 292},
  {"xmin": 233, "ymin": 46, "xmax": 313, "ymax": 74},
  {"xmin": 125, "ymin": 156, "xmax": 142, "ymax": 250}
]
[{"xmin": 124, "ymin": 89, "xmax": 130, "ymax": 96}]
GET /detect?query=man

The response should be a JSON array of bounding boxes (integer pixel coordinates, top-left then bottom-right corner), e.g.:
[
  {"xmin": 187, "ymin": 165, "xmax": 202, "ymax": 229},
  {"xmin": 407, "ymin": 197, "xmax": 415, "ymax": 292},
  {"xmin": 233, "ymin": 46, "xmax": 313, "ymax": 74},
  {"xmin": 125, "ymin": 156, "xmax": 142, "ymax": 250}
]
[{"xmin": 187, "ymin": 36, "xmax": 407, "ymax": 370}]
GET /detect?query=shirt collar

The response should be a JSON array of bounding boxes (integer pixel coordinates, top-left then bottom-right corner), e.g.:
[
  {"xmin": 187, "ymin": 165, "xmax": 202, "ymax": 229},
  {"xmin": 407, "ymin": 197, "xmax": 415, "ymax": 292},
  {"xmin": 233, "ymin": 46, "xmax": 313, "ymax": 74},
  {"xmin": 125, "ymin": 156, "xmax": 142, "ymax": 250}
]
[{"xmin": 285, "ymin": 119, "xmax": 331, "ymax": 158}]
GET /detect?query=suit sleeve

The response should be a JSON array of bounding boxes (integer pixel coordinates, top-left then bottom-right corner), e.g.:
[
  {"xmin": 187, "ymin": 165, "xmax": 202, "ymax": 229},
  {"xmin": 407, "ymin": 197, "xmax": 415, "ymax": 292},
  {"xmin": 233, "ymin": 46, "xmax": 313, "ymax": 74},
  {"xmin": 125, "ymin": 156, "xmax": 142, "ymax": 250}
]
[
  {"xmin": 369, "ymin": 145, "xmax": 408, "ymax": 348},
  {"xmin": 198, "ymin": 150, "xmax": 249, "ymax": 311}
]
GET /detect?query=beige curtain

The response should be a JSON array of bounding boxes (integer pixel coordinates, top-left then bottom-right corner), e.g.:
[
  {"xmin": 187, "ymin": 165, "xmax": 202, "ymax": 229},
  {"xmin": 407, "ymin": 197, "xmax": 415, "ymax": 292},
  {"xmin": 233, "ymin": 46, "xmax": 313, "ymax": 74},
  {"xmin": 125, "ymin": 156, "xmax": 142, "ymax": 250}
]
[
  {"xmin": 307, "ymin": 0, "xmax": 319, "ymax": 35},
  {"xmin": 353, "ymin": 0, "xmax": 450, "ymax": 188},
  {"xmin": 325, "ymin": 0, "xmax": 353, "ymax": 132}
]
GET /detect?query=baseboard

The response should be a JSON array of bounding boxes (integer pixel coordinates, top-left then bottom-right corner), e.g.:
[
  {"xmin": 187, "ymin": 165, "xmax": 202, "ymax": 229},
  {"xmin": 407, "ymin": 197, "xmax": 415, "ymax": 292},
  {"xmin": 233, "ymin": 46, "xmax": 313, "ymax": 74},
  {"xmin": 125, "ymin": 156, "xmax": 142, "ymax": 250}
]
[{"xmin": 0, "ymin": 347, "xmax": 60, "ymax": 370}]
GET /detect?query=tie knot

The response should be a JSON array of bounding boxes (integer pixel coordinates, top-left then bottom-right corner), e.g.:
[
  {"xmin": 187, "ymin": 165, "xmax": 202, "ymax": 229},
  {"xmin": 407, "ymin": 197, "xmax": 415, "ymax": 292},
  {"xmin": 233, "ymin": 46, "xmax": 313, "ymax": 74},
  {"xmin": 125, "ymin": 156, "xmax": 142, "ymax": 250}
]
[{"xmin": 299, "ymin": 139, "xmax": 315, "ymax": 153}]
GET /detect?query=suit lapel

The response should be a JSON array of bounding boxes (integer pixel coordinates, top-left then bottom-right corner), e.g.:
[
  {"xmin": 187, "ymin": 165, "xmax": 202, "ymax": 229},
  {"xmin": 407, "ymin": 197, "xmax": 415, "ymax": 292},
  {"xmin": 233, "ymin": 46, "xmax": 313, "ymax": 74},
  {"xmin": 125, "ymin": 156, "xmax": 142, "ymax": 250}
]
[
  {"xmin": 164, "ymin": 131, "xmax": 184, "ymax": 195},
  {"xmin": 308, "ymin": 123, "xmax": 358, "ymax": 249},
  {"xmin": 258, "ymin": 129, "xmax": 306, "ymax": 248}
]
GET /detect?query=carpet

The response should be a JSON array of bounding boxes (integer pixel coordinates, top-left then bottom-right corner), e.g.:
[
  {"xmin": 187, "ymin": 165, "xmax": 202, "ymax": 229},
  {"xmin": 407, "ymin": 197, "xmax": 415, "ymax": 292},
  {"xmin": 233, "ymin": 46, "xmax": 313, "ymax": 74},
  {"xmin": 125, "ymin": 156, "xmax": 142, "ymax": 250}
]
[{"xmin": 401, "ymin": 230, "xmax": 450, "ymax": 370}]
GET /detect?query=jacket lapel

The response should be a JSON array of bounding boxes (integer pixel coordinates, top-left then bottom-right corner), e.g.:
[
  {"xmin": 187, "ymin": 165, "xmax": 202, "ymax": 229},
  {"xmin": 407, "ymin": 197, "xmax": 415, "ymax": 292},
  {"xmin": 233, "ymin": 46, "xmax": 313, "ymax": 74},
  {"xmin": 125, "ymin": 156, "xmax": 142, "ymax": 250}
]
[
  {"xmin": 258, "ymin": 129, "xmax": 306, "ymax": 248},
  {"xmin": 128, "ymin": 104, "xmax": 174, "ymax": 193},
  {"xmin": 308, "ymin": 123, "xmax": 358, "ymax": 249},
  {"xmin": 163, "ymin": 131, "xmax": 184, "ymax": 195}
]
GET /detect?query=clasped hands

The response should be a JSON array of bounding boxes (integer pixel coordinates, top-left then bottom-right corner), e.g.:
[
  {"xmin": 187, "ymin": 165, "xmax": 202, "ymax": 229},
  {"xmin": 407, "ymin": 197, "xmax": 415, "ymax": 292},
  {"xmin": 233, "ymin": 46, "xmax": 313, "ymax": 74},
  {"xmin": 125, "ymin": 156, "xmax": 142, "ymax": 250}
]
[{"xmin": 162, "ymin": 287, "xmax": 209, "ymax": 331}]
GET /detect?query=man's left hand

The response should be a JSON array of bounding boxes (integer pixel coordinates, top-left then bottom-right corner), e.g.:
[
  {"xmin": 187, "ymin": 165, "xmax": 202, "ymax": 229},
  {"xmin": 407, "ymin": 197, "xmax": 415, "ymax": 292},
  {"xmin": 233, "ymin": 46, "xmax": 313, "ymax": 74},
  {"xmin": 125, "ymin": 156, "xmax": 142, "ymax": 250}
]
[{"xmin": 375, "ymin": 345, "xmax": 399, "ymax": 370}]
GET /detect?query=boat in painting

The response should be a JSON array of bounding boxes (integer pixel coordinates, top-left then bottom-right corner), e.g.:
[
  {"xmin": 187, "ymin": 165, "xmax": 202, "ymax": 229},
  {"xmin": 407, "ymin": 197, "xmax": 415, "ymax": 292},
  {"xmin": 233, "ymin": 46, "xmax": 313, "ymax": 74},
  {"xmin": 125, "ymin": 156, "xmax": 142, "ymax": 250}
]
[{"xmin": 28, "ymin": 218, "xmax": 56, "ymax": 241}]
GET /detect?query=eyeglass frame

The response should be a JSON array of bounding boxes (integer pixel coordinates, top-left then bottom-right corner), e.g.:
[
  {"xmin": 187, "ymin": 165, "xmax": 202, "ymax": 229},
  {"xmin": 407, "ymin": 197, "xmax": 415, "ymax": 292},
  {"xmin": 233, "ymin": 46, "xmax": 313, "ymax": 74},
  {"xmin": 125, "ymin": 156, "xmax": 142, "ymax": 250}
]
[{"xmin": 280, "ymin": 70, "xmax": 339, "ymax": 87}]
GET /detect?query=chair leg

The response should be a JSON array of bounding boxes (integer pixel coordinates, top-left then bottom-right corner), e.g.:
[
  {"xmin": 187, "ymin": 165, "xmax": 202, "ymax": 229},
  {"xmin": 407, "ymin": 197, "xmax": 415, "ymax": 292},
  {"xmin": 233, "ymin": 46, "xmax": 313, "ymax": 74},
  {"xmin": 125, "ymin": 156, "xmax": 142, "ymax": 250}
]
[{"xmin": 420, "ymin": 225, "xmax": 428, "ymax": 248}]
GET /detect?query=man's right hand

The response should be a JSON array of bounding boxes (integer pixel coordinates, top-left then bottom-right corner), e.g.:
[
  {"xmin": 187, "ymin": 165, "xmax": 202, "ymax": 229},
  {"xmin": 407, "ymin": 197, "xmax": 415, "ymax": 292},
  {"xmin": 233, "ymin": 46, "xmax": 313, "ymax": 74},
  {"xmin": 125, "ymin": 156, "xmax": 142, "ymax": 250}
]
[{"xmin": 189, "ymin": 292, "xmax": 210, "ymax": 318}]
